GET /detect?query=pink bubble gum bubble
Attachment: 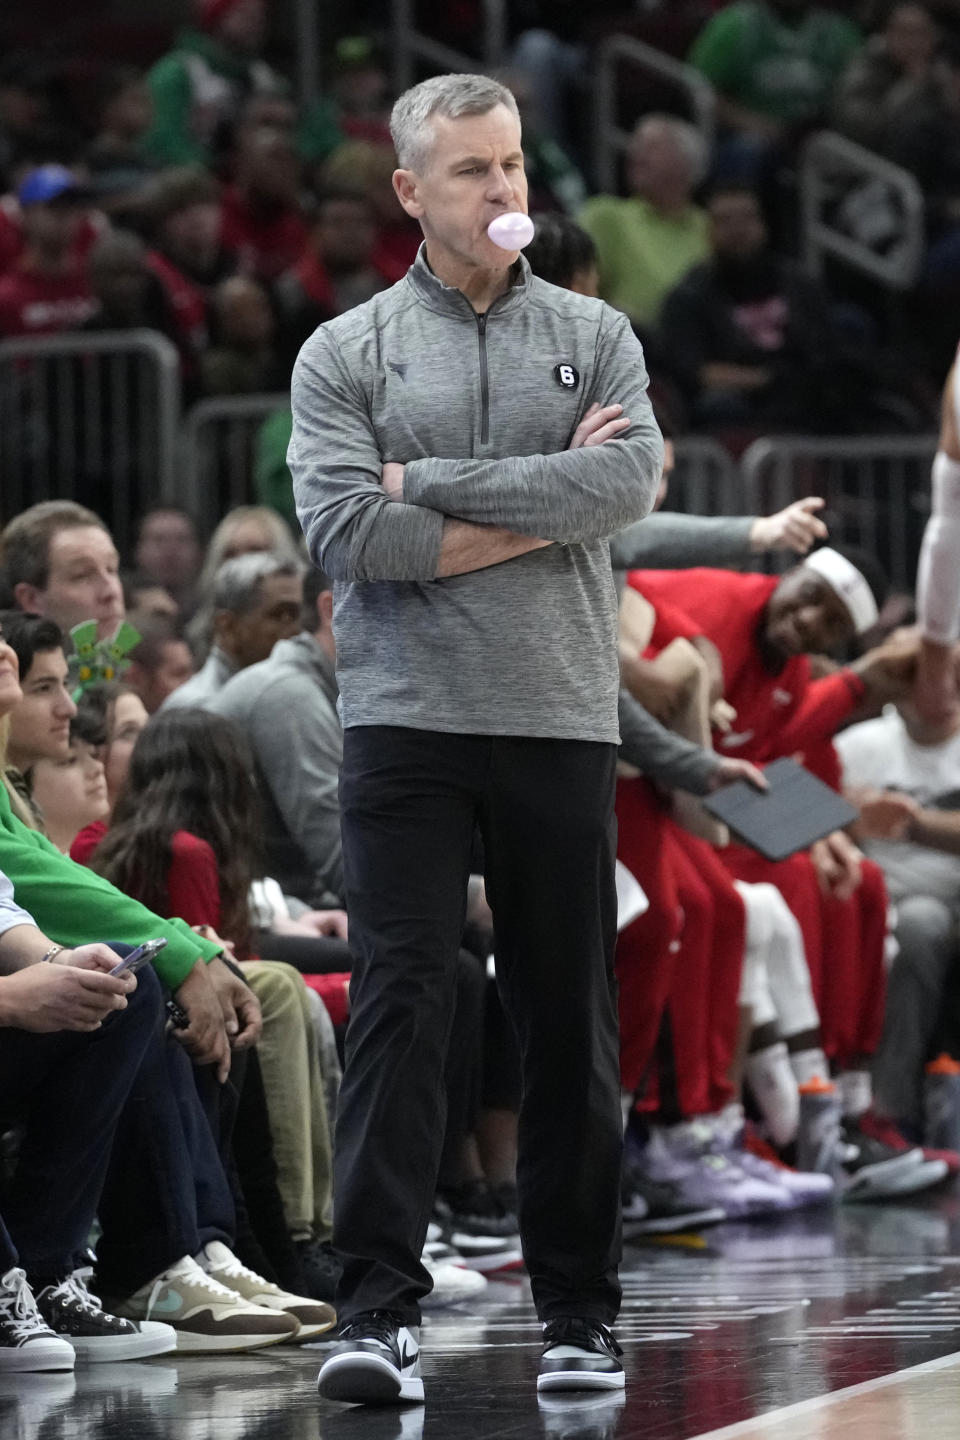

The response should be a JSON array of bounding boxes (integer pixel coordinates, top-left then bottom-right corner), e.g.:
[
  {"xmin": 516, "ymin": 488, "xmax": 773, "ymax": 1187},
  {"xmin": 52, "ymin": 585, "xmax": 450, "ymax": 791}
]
[{"xmin": 487, "ymin": 212, "xmax": 535, "ymax": 251}]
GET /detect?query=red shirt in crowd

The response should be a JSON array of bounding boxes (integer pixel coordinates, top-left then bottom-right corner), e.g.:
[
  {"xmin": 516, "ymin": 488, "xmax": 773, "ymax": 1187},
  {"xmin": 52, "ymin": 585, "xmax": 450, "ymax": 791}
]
[
  {"xmin": 145, "ymin": 250, "xmax": 209, "ymax": 359},
  {"xmin": 71, "ymin": 823, "xmax": 351, "ymax": 1026},
  {"xmin": 219, "ymin": 187, "xmax": 309, "ymax": 284},
  {"xmin": 0, "ymin": 261, "xmax": 96, "ymax": 337},
  {"xmin": 630, "ymin": 568, "xmax": 866, "ymax": 787}
]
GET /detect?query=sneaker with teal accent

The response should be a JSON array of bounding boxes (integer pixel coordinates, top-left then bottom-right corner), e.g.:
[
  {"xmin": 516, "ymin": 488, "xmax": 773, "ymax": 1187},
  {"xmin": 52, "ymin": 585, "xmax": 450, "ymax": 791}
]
[{"xmin": 100, "ymin": 1255, "xmax": 297, "ymax": 1353}]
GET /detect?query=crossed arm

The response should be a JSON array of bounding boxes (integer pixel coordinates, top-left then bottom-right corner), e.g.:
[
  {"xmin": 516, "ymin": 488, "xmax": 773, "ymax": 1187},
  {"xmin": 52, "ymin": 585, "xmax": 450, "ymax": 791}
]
[{"xmin": 290, "ymin": 318, "xmax": 663, "ymax": 583}]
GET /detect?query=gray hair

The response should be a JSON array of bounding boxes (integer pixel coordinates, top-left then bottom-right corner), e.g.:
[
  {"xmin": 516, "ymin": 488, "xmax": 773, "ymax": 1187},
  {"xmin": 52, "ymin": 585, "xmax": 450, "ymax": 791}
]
[
  {"xmin": 212, "ymin": 551, "xmax": 302, "ymax": 616},
  {"xmin": 390, "ymin": 73, "xmax": 521, "ymax": 172},
  {"xmin": 631, "ymin": 113, "xmax": 710, "ymax": 187}
]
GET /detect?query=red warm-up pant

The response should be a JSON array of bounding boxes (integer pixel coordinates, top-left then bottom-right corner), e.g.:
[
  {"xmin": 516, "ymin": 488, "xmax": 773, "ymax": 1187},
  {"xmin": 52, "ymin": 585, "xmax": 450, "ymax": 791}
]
[
  {"xmin": 720, "ymin": 844, "xmax": 888, "ymax": 1066},
  {"xmin": 615, "ymin": 777, "xmax": 746, "ymax": 1119}
]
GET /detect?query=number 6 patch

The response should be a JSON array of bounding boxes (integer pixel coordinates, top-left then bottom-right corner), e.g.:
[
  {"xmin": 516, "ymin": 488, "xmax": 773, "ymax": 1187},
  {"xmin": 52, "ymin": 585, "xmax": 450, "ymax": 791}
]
[{"xmin": 554, "ymin": 363, "xmax": 580, "ymax": 390}]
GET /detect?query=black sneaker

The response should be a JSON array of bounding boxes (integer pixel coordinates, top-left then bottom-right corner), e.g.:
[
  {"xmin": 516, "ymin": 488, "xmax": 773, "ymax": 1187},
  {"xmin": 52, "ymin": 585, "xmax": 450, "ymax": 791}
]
[
  {"xmin": 34, "ymin": 1273, "xmax": 177, "ymax": 1362},
  {"xmin": 295, "ymin": 1237, "xmax": 341, "ymax": 1304},
  {"xmin": 622, "ymin": 1172, "xmax": 726, "ymax": 1237},
  {"xmin": 317, "ymin": 1311, "xmax": 423, "ymax": 1405},
  {"xmin": 435, "ymin": 1180, "xmax": 518, "ymax": 1239},
  {"xmin": 538, "ymin": 1318, "xmax": 624, "ymax": 1393},
  {"xmin": 839, "ymin": 1121, "xmax": 947, "ymax": 1200},
  {"xmin": 0, "ymin": 1268, "xmax": 75, "ymax": 1373}
]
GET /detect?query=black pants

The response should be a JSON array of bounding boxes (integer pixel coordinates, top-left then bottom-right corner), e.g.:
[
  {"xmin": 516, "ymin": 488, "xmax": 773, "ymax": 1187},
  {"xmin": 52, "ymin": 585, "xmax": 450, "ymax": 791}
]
[{"xmin": 334, "ymin": 726, "xmax": 623, "ymax": 1326}]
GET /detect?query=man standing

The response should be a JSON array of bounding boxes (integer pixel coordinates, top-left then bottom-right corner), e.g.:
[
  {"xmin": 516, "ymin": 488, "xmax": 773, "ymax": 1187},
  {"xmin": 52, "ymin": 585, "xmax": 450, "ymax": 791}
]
[{"xmin": 289, "ymin": 73, "xmax": 663, "ymax": 1405}]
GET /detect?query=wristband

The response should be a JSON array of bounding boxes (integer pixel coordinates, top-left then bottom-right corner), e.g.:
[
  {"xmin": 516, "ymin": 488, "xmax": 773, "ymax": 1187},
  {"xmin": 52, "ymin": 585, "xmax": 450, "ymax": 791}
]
[{"xmin": 40, "ymin": 944, "xmax": 65, "ymax": 964}]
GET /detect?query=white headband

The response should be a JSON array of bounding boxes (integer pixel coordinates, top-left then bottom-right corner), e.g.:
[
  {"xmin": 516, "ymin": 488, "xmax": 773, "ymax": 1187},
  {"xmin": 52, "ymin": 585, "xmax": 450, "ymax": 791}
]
[{"xmin": 803, "ymin": 547, "xmax": 878, "ymax": 635}]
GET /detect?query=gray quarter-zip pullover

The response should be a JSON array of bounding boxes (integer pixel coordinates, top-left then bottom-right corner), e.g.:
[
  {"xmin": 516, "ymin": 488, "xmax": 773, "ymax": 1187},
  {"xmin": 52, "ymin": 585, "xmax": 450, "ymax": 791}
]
[{"xmin": 289, "ymin": 246, "xmax": 663, "ymax": 742}]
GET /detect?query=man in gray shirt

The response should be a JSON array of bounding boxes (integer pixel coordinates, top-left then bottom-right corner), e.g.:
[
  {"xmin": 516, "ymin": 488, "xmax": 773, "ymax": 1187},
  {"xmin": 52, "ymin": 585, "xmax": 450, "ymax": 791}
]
[{"xmin": 289, "ymin": 74, "xmax": 663, "ymax": 1404}]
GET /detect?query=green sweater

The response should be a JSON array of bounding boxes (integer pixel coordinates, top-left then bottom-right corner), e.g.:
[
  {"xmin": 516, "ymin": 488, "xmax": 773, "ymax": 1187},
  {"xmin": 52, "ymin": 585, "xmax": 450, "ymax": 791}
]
[{"xmin": 0, "ymin": 782, "xmax": 221, "ymax": 989}]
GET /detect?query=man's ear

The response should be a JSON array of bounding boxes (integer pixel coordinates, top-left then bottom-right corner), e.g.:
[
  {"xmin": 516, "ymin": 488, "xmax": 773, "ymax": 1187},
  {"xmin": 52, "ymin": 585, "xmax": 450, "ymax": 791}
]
[
  {"xmin": 12, "ymin": 581, "xmax": 42, "ymax": 615},
  {"xmin": 214, "ymin": 608, "xmax": 237, "ymax": 655},
  {"xmin": 393, "ymin": 168, "xmax": 424, "ymax": 219}
]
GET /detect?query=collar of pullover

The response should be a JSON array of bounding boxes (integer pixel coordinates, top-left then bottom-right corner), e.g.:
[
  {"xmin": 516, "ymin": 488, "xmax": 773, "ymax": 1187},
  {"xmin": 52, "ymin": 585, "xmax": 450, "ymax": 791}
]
[{"xmin": 404, "ymin": 242, "xmax": 531, "ymax": 322}]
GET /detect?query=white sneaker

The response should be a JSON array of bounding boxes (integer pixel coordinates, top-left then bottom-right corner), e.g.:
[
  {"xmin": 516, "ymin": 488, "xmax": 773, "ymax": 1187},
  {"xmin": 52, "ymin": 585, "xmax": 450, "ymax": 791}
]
[
  {"xmin": 420, "ymin": 1255, "xmax": 487, "ymax": 1309},
  {"xmin": 195, "ymin": 1240, "xmax": 337, "ymax": 1340},
  {"xmin": 103, "ymin": 1255, "xmax": 297, "ymax": 1353},
  {"xmin": 0, "ymin": 1269, "xmax": 75, "ymax": 1372}
]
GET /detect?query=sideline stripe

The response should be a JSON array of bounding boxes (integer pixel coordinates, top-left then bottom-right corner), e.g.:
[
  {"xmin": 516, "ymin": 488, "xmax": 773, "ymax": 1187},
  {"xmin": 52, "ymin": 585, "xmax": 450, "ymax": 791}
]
[{"xmin": 685, "ymin": 1350, "xmax": 960, "ymax": 1439}]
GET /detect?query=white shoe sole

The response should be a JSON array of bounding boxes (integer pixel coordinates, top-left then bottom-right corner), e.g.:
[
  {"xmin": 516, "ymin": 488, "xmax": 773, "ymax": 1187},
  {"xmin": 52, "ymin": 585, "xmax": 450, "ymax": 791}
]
[
  {"xmin": 537, "ymin": 1370, "xmax": 625, "ymax": 1392},
  {"xmin": 318, "ymin": 1352, "xmax": 424, "ymax": 1404},
  {"xmin": 69, "ymin": 1322, "xmax": 177, "ymax": 1362},
  {"xmin": 0, "ymin": 1342, "xmax": 75, "ymax": 1372},
  {"xmin": 173, "ymin": 1328, "xmax": 295, "ymax": 1353}
]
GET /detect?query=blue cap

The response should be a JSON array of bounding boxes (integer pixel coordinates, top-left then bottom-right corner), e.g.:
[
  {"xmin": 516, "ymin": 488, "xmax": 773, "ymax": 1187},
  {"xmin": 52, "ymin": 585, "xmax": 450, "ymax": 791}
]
[{"xmin": 17, "ymin": 165, "xmax": 83, "ymax": 207}]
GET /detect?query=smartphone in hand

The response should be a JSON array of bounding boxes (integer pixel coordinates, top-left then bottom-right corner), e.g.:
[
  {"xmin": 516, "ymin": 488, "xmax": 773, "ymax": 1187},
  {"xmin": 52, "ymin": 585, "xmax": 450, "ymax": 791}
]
[{"xmin": 109, "ymin": 938, "xmax": 168, "ymax": 977}]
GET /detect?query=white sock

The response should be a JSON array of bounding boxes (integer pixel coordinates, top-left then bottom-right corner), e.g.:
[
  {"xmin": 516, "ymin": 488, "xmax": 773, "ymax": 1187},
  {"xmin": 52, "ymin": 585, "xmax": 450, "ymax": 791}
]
[
  {"xmin": 790, "ymin": 1047, "xmax": 830, "ymax": 1087},
  {"xmin": 746, "ymin": 1042, "xmax": 800, "ymax": 1147},
  {"xmin": 837, "ymin": 1070, "xmax": 872, "ymax": 1119}
]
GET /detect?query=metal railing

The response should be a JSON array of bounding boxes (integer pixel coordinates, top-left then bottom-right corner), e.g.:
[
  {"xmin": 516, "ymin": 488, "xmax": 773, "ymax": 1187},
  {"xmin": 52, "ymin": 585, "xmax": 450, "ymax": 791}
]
[
  {"xmin": 593, "ymin": 34, "xmax": 716, "ymax": 196},
  {"xmin": 181, "ymin": 393, "xmax": 291, "ymax": 536},
  {"xmin": 741, "ymin": 433, "xmax": 936, "ymax": 591},
  {"xmin": 800, "ymin": 131, "xmax": 926, "ymax": 291},
  {"xmin": 391, "ymin": 0, "xmax": 507, "ymax": 95},
  {"xmin": 0, "ymin": 329, "xmax": 181, "ymax": 554},
  {"xmin": 669, "ymin": 437, "xmax": 746, "ymax": 518}
]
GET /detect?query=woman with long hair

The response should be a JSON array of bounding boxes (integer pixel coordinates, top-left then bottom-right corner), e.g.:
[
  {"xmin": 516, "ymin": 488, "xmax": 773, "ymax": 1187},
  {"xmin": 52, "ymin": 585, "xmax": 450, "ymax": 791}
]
[{"xmin": 87, "ymin": 707, "xmax": 339, "ymax": 1293}]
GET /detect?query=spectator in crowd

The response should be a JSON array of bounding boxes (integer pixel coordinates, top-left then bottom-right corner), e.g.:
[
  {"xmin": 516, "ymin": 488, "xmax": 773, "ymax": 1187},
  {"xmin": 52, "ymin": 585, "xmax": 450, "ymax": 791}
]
[
  {"xmin": 837, "ymin": 683, "xmax": 960, "ymax": 1143},
  {"xmin": 689, "ymin": 0, "xmax": 862, "ymax": 179},
  {"xmin": 125, "ymin": 620, "xmax": 195, "ymax": 714},
  {"xmin": 188, "ymin": 504, "xmax": 303, "ymax": 657},
  {"xmin": 275, "ymin": 187, "xmax": 393, "ymax": 360},
  {"xmin": 200, "ymin": 274, "xmax": 282, "ymax": 396},
  {"xmin": 0, "ymin": 867, "xmax": 176, "ymax": 1368},
  {"xmin": 143, "ymin": 0, "xmax": 286, "ymax": 169},
  {"xmin": 524, "ymin": 210, "xmax": 599, "ymax": 295},
  {"xmin": 84, "ymin": 67, "xmax": 158, "ymax": 218},
  {"xmin": 145, "ymin": 164, "xmax": 234, "ymax": 296},
  {"xmin": 29, "ymin": 722, "xmax": 109, "ymax": 854},
  {"xmin": 0, "ymin": 627, "xmax": 327, "ymax": 1353},
  {"xmin": 209, "ymin": 564, "xmax": 341, "ymax": 908},
  {"xmin": 165, "ymin": 551, "xmax": 302, "ymax": 710},
  {"xmin": 578, "ymin": 115, "xmax": 710, "ymax": 331},
  {"xmin": 69, "ymin": 683, "xmax": 148, "ymax": 834},
  {"xmin": 0, "ymin": 640, "xmax": 337, "ymax": 1318},
  {"xmin": 133, "ymin": 505, "xmax": 203, "ymax": 617},
  {"xmin": 0, "ymin": 612, "xmax": 76, "ymax": 815},
  {"xmin": 81, "ymin": 230, "xmax": 182, "ymax": 346},
  {"xmin": 0, "ymin": 501, "xmax": 123, "ymax": 643},
  {"xmin": 319, "ymin": 139, "xmax": 422, "ymax": 281},
  {"xmin": 86, "ymin": 708, "xmax": 340, "ymax": 1297},
  {"xmin": 658, "ymin": 186, "xmax": 893, "ymax": 432},
  {"xmin": 122, "ymin": 576, "xmax": 180, "ymax": 625},
  {"xmin": 0, "ymin": 166, "xmax": 97, "ymax": 338},
  {"xmin": 833, "ymin": 4, "xmax": 960, "ymax": 195},
  {"xmin": 220, "ymin": 126, "xmax": 308, "ymax": 284}
]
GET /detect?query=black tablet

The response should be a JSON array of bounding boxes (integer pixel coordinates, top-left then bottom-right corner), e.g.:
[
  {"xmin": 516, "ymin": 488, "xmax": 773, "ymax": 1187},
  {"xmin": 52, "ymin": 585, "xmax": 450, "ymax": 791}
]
[{"xmin": 701, "ymin": 757, "xmax": 859, "ymax": 862}]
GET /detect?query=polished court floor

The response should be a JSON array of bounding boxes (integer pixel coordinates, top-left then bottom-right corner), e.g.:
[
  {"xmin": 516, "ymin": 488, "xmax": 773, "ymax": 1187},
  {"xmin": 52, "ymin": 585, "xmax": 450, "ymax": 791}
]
[{"xmin": 14, "ymin": 1190, "xmax": 960, "ymax": 1440}]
